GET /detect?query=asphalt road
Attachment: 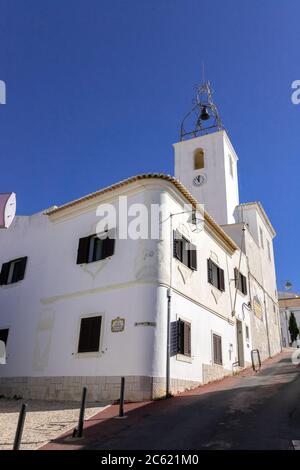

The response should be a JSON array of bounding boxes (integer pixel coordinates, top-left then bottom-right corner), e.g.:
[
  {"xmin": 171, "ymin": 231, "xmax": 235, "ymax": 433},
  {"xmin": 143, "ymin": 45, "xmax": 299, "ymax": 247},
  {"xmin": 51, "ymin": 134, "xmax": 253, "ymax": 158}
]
[{"xmin": 44, "ymin": 351, "xmax": 300, "ymax": 450}]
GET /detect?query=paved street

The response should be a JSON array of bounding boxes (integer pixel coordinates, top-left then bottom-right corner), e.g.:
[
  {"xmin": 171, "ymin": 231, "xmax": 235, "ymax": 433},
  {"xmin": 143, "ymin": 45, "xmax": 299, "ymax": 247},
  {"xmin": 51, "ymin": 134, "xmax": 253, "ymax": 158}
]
[{"xmin": 43, "ymin": 351, "xmax": 300, "ymax": 450}]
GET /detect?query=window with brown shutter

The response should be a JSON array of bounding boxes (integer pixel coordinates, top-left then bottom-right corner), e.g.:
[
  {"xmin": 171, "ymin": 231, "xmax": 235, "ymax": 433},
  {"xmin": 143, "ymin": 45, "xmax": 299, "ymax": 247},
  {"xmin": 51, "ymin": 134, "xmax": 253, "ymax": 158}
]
[
  {"xmin": 234, "ymin": 268, "xmax": 247, "ymax": 295},
  {"xmin": 177, "ymin": 319, "xmax": 191, "ymax": 357},
  {"xmin": 173, "ymin": 231, "xmax": 197, "ymax": 271},
  {"xmin": 78, "ymin": 316, "xmax": 102, "ymax": 353},
  {"xmin": 207, "ymin": 259, "xmax": 225, "ymax": 291},
  {"xmin": 213, "ymin": 333, "xmax": 223, "ymax": 365},
  {"xmin": 76, "ymin": 231, "xmax": 115, "ymax": 264},
  {"xmin": 0, "ymin": 257, "xmax": 27, "ymax": 286}
]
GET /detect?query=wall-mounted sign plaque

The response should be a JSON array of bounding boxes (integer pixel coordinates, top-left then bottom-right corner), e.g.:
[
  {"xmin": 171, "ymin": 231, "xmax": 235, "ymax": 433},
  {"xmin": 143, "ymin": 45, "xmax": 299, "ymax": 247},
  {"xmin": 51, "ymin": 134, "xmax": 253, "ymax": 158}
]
[{"xmin": 111, "ymin": 317, "xmax": 125, "ymax": 333}]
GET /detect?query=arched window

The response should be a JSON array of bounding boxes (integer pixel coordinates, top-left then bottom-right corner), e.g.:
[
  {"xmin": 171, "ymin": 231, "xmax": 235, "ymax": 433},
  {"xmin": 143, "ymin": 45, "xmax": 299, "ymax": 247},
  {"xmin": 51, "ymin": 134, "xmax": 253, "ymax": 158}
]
[{"xmin": 194, "ymin": 148, "xmax": 204, "ymax": 170}]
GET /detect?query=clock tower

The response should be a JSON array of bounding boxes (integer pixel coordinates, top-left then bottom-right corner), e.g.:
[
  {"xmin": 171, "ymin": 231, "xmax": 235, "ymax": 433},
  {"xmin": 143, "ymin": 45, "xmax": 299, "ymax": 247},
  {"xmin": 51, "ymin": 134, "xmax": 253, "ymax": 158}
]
[{"xmin": 174, "ymin": 82, "xmax": 239, "ymax": 226}]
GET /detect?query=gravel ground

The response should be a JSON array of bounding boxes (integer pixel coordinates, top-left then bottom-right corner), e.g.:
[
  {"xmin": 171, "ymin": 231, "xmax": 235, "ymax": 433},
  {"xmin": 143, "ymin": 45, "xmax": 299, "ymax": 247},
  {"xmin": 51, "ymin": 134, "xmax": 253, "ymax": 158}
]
[{"xmin": 0, "ymin": 398, "xmax": 109, "ymax": 450}]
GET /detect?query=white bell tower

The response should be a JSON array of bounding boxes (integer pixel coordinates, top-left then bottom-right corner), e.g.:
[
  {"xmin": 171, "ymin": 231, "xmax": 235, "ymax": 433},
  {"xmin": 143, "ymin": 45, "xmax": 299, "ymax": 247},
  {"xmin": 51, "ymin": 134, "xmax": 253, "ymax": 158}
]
[{"xmin": 174, "ymin": 82, "xmax": 239, "ymax": 226}]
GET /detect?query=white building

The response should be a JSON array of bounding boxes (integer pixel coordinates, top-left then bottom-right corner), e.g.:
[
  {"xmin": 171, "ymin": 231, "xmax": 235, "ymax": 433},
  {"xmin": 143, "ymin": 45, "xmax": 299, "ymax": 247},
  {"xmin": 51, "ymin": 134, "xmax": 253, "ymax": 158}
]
[
  {"xmin": 279, "ymin": 294, "xmax": 300, "ymax": 347},
  {"xmin": 0, "ymin": 85, "xmax": 282, "ymax": 402}
]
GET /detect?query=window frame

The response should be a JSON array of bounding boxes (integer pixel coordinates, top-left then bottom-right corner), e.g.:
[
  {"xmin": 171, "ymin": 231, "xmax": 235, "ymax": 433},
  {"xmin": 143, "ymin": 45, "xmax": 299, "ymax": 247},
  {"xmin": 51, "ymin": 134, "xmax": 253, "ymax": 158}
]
[
  {"xmin": 207, "ymin": 258, "xmax": 225, "ymax": 291},
  {"xmin": 76, "ymin": 314, "xmax": 103, "ymax": 356},
  {"xmin": 194, "ymin": 148, "xmax": 205, "ymax": 170},
  {"xmin": 177, "ymin": 318, "xmax": 192, "ymax": 358},
  {"xmin": 234, "ymin": 268, "xmax": 247, "ymax": 295},
  {"xmin": 212, "ymin": 332, "xmax": 223, "ymax": 366},
  {"xmin": 0, "ymin": 257, "xmax": 27, "ymax": 286},
  {"xmin": 173, "ymin": 231, "xmax": 197, "ymax": 271},
  {"xmin": 76, "ymin": 230, "xmax": 115, "ymax": 265}
]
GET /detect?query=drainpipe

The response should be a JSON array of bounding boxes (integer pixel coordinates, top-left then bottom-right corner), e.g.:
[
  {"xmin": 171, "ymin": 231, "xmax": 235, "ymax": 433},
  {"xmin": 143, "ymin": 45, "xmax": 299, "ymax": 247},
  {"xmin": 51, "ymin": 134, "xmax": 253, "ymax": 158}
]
[{"xmin": 166, "ymin": 287, "xmax": 172, "ymax": 397}]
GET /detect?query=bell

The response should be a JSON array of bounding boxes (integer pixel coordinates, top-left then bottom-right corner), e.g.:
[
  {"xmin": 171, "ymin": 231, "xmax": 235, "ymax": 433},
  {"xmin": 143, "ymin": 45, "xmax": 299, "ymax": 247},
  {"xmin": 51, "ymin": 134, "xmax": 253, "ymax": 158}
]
[{"xmin": 200, "ymin": 105, "xmax": 210, "ymax": 121}]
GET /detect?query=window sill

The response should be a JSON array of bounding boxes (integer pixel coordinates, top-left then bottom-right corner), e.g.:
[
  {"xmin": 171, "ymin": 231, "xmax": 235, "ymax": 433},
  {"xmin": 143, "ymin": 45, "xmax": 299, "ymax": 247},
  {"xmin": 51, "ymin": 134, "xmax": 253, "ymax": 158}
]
[
  {"xmin": 73, "ymin": 351, "xmax": 103, "ymax": 359},
  {"xmin": 176, "ymin": 353, "xmax": 192, "ymax": 363},
  {"xmin": 0, "ymin": 280, "xmax": 24, "ymax": 288},
  {"xmin": 174, "ymin": 258, "xmax": 195, "ymax": 272}
]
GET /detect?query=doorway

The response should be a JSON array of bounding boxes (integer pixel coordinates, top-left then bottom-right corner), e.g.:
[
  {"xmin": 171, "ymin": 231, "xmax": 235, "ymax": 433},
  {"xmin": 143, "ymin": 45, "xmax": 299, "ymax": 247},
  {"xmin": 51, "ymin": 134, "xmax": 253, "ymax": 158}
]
[{"xmin": 236, "ymin": 320, "xmax": 244, "ymax": 367}]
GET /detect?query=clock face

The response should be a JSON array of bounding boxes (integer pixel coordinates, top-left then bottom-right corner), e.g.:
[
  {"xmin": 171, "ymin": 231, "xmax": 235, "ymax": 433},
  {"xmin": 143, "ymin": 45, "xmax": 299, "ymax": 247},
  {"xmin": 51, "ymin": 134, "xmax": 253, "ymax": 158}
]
[{"xmin": 193, "ymin": 174, "xmax": 207, "ymax": 187}]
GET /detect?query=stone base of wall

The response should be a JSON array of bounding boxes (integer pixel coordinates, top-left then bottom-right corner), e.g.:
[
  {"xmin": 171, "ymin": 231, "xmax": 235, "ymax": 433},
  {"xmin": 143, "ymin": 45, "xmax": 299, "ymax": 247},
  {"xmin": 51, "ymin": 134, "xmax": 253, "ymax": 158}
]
[
  {"xmin": 202, "ymin": 363, "xmax": 232, "ymax": 384},
  {"xmin": 152, "ymin": 377, "xmax": 201, "ymax": 398},
  {"xmin": 0, "ymin": 368, "xmax": 243, "ymax": 402},
  {"xmin": 0, "ymin": 376, "xmax": 153, "ymax": 402}
]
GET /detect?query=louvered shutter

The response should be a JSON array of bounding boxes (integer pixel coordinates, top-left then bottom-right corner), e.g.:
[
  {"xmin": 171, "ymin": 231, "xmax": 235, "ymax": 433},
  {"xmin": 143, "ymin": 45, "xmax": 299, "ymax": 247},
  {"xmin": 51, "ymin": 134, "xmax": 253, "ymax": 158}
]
[
  {"xmin": 177, "ymin": 319, "xmax": 184, "ymax": 354},
  {"xmin": 170, "ymin": 321, "xmax": 178, "ymax": 357},
  {"xmin": 14, "ymin": 257, "xmax": 27, "ymax": 282},
  {"xmin": 207, "ymin": 259, "xmax": 213, "ymax": 284},
  {"xmin": 189, "ymin": 243, "xmax": 197, "ymax": 270},
  {"xmin": 76, "ymin": 236, "xmax": 91, "ymax": 264},
  {"xmin": 234, "ymin": 268, "xmax": 238, "ymax": 288},
  {"xmin": 173, "ymin": 231, "xmax": 182, "ymax": 261},
  {"xmin": 0, "ymin": 262, "xmax": 10, "ymax": 286},
  {"xmin": 183, "ymin": 322, "xmax": 191, "ymax": 357},
  {"xmin": 102, "ymin": 233, "xmax": 115, "ymax": 259},
  {"xmin": 241, "ymin": 275, "xmax": 247, "ymax": 295},
  {"xmin": 218, "ymin": 268, "xmax": 225, "ymax": 291},
  {"xmin": 213, "ymin": 334, "xmax": 222, "ymax": 365}
]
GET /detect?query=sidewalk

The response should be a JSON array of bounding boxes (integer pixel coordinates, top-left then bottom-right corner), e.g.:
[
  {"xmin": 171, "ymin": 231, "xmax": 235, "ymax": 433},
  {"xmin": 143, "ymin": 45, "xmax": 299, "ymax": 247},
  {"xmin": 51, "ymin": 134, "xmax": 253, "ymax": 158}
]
[{"xmin": 41, "ymin": 350, "xmax": 294, "ymax": 450}]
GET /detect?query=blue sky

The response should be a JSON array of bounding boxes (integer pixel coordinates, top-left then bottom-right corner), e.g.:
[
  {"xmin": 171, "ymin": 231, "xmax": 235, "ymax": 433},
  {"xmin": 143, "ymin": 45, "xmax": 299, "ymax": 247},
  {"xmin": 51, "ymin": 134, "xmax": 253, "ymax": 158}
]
[{"xmin": 0, "ymin": 0, "xmax": 299, "ymax": 291}]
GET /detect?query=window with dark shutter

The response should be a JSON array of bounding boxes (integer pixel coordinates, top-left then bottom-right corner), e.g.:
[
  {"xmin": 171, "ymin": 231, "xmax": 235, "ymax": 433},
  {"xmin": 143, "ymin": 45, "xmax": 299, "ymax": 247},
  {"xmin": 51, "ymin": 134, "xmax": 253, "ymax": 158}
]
[
  {"xmin": 77, "ymin": 231, "xmax": 115, "ymax": 264},
  {"xmin": 183, "ymin": 322, "xmax": 191, "ymax": 356},
  {"xmin": 213, "ymin": 334, "xmax": 222, "ymax": 365},
  {"xmin": 218, "ymin": 268, "xmax": 225, "ymax": 291},
  {"xmin": 77, "ymin": 236, "xmax": 91, "ymax": 264},
  {"xmin": 0, "ymin": 262, "xmax": 10, "ymax": 285},
  {"xmin": 189, "ymin": 244, "xmax": 197, "ymax": 270},
  {"xmin": 177, "ymin": 319, "xmax": 191, "ymax": 357},
  {"xmin": 207, "ymin": 259, "xmax": 225, "ymax": 291},
  {"xmin": 78, "ymin": 316, "xmax": 102, "ymax": 353},
  {"xmin": 0, "ymin": 329, "xmax": 9, "ymax": 345},
  {"xmin": 207, "ymin": 259, "xmax": 213, "ymax": 284},
  {"xmin": 0, "ymin": 257, "xmax": 27, "ymax": 285},
  {"xmin": 173, "ymin": 231, "xmax": 197, "ymax": 271},
  {"xmin": 234, "ymin": 268, "xmax": 247, "ymax": 295}
]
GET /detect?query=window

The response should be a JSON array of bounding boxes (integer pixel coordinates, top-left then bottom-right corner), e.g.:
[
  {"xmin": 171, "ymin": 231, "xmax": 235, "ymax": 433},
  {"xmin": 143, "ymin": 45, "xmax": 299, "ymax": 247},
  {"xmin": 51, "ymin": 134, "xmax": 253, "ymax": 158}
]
[
  {"xmin": 207, "ymin": 259, "xmax": 225, "ymax": 291},
  {"xmin": 0, "ymin": 329, "xmax": 9, "ymax": 345},
  {"xmin": 177, "ymin": 319, "xmax": 191, "ymax": 357},
  {"xmin": 78, "ymin": 316, "xmax": 102, "ymax": 353},
  {"xmin": 229, "ymin": 154, "xmax": 234, "ymax": 177},
  {"xmin": 267, "ymin": 240, "xmax": 271, "ymax": 261},
  {"xmin": 77, "ymin": 231, "xmax": 115, "ymax": 264},
  {"xmin": 245, "ymin": 326, "xmax": 250, "ymax": 341},
  {"xmin": 194, "ymin": 148, "xmax": 204, "ymax": 170},
  {"xmin": 173, "ymin": 231, "xmax": 197, "ymax": 270},
  {"xmin": 234, "ymin": 268, "xmax": 247, "ymax": 295},
  {"xmin": 213, "ymin": 334, "xmax": 223, "ymax": 365},
  {"xmin": 259, "ymin": 227, "xmax": 264, "ymax": 249},
  {"xmin": 0, "ymin": 257, "xmax": 27, "ymax": 286}
]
